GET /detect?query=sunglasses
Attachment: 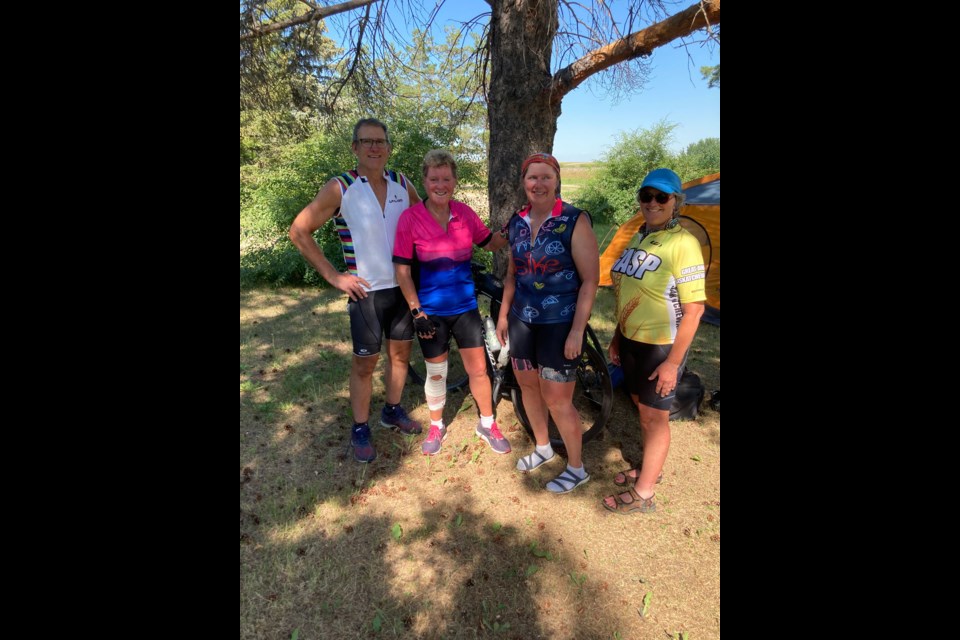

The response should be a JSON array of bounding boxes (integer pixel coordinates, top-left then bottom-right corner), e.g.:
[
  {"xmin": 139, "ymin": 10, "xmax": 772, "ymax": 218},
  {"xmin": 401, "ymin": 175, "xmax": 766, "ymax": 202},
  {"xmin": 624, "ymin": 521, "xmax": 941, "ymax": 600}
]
[{"xmin": 638, "ymin": 191, "xmax": 672, "ymax": 204}]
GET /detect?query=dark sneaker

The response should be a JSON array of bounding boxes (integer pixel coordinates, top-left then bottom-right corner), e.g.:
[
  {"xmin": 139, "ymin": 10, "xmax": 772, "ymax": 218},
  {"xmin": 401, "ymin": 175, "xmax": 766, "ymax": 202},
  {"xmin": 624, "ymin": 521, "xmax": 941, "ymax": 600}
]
[
  {"xmin": 351, "ymin": 424, "xmax": 376, "ymax": 463},
  {"xmin": 421, "ymin": 424, "xmax": 447, "ymax": 455},
  {"xmin": 475, "ymin": 421, "xmax": 511, "ymax": 454},
  {"xmin": 380, "ymin": 405, "xmax": 423, "ymax": 435}
]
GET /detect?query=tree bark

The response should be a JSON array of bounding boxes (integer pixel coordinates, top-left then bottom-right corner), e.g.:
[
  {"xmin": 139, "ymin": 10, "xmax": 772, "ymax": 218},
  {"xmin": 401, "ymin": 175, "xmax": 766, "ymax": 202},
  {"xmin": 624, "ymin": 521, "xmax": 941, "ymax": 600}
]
[
  {"xmin": 486, "ymin": 0, "xmax": 561, "ymax": 278},
  {"xmin": 550, "ymin": 0, "xmax": 721, "ymax": 103},
  {"xmin": 485, "ymin": 0, "xmax": 720, "ymax": 278},
  {"xmin": 240, "ymin": 0, "xmax": 378, "ymax": 42}
]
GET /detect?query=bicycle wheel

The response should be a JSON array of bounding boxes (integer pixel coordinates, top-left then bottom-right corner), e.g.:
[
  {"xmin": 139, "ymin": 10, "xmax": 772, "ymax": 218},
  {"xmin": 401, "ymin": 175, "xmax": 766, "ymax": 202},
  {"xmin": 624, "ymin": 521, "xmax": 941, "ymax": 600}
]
[{"xmin": 511, "ymin": 343, "xmax": 613, "ymax": 448}]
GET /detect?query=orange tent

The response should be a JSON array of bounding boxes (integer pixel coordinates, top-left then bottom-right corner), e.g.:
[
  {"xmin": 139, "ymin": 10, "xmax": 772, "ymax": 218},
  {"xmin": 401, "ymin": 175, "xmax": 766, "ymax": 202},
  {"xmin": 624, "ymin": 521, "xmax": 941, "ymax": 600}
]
[{"xmin": 599, "ymin": 172, "xmax": 720, "ymax": 323}]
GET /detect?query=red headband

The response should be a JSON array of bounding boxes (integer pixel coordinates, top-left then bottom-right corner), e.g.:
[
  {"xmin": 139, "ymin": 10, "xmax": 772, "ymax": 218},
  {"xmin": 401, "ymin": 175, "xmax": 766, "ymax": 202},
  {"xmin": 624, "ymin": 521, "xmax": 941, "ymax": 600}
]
[{"xmin": 521, "ymin": 152, "xmax": 560, "ymax": 178}]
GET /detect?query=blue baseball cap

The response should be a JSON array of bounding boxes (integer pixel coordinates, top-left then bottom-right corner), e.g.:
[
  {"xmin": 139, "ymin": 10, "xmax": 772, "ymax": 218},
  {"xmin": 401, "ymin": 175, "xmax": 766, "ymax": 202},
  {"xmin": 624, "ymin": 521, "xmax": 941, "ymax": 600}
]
[{"xmin": 640, "ymin": 168, "xmax": 682, "ymax": 194}]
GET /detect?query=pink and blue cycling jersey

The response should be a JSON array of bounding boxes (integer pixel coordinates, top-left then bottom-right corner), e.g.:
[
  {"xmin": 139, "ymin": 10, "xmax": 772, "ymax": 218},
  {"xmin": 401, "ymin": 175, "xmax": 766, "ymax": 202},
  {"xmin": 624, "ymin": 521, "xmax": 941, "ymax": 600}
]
[{"xmin": 392, "ymin": 200, "xmax": 493, "ymax": 316}]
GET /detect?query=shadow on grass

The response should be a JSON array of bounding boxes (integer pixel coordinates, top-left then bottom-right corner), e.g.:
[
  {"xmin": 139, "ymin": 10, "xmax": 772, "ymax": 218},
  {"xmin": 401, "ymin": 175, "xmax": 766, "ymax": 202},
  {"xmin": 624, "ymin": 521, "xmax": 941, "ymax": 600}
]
[
  {"xmin": 241, "ymin": 495, "xmax": 643, "ymax": 639},
  {"xmin": 241, "ymin": 287, "xmax": 720, "ymax": 639}
]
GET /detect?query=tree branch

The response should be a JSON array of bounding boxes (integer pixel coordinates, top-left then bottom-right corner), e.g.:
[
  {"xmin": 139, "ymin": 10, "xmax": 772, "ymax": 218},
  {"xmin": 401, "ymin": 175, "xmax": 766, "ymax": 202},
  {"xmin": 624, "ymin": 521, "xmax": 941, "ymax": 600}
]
[
  {"xmin": 240, "ymin": 0, "xmax": 379, "ymax": 42},
  {"xmin": 548, "ymin": 0, "xmax": 720, "ymax": 104}
]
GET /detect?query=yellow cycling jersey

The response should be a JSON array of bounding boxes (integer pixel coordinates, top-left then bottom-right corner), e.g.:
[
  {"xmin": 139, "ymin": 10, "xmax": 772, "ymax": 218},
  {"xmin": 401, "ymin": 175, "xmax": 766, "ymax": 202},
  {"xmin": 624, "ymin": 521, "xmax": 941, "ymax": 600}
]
[{"xmin": 611, "ymin": 222, "xmax": 706, "ymax": 345}]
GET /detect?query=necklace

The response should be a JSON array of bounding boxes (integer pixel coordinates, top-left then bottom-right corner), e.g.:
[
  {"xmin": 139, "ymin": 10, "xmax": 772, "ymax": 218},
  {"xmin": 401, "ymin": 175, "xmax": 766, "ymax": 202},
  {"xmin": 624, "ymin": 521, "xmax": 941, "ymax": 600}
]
[{"xmin": 638, "ymin": 217, "xmax": 679, "ymax": 242}]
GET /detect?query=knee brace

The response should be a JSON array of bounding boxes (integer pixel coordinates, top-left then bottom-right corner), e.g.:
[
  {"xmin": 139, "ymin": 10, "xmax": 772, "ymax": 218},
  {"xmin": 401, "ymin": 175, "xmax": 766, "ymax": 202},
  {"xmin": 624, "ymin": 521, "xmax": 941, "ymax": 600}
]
[{"xmin": 424, "ymin": 360, "xmax": 448, "ymax": 410}]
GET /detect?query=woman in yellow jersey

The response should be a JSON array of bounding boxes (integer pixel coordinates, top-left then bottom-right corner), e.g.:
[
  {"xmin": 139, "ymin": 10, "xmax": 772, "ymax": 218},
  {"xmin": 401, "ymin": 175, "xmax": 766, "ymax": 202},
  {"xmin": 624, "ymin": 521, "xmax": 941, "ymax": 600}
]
[{"xmin": 603, "ymin": 168, "xmax": 706, "ymax": 514}]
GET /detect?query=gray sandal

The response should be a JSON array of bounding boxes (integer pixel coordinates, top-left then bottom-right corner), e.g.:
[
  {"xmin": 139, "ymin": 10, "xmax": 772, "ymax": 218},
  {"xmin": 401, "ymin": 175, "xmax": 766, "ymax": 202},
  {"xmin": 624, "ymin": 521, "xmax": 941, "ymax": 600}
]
[
  {"xmin": 516, "ymin": 449, "xmax": 555, "ymax": 472},
  {"xmin": 545, "ymin": 469, "xmax": 590, "ymax": 493}
]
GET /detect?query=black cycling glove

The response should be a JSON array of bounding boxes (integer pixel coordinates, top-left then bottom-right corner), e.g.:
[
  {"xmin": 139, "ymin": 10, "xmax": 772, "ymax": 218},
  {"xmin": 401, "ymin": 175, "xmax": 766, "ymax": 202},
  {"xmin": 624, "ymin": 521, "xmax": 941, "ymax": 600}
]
[{"xmin": 413, "ymin": 314, "xmax": 437, "ymax": 338}]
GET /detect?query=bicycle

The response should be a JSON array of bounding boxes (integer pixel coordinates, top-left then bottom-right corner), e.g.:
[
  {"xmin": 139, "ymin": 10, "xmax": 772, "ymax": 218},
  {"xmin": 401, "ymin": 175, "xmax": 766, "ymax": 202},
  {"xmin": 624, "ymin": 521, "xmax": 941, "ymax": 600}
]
[{"xmin": 408, "ymin": 262, "xmax": 613, "ymax": 448}]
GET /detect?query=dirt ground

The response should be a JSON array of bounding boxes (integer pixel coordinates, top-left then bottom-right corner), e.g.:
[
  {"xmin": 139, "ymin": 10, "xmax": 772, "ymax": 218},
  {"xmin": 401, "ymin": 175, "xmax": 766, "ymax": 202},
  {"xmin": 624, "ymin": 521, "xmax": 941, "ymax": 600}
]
[{"xmin": 241, "ymin": 288, "xmax": 719, "ymax": 639}]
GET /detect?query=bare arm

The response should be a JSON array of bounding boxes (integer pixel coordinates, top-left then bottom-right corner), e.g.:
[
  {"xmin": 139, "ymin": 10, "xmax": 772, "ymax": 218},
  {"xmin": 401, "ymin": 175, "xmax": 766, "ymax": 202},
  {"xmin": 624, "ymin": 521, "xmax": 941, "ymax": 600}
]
[
  {"xmin": 394, "ymin": 264, "xmax": 421, "ymax": 315},
  {"xmin": 406, "ymin": 180, "xmax": 422, "ymax": 206},
  {"xmin": 564, "ymin": 215, "xmax": 600, "ymax": 360},
  {"xmin": 495, "ymin": 256, "xmax": 516, "ymax": 347},
  {"xmin": 288, "ymin": 179, "xmax": 371, "ymax": 300},
  {"xmin": 649, "ymin": 301, "xmax": 705, "ymax": 395},
  {"xmin": 396, "ymin": 263, "xmax": 435, "ymax": 339},
  {"xmin": 484, "ymin": 229, "xmax": 508, "ymax": 252}
]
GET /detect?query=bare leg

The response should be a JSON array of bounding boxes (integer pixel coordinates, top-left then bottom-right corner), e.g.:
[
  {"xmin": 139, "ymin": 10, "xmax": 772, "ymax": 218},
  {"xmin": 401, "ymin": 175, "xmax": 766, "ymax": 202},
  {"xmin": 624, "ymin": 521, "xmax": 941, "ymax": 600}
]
[
  {"xmin": 461, "ymin": 347, "xmax": 493, "ymax": 416},
  {"xmin": 350, "ymin": 354, "xmax": 379, "ymax": 423},
  {"xmin": 514, "ymin": 368, "xmax": 550, "ymax": 446},
  {"xmin": 632, "ymin": 403, "xmax": 670, "ymax": 497},
  {"xmin": 383, "ymin": 339, "xmax": 412, "ymax": 405},
  {"xmin": 604, "ymin": 397, "xmax": 670, "ymax": 508},
  {"xmin": 540, "ymin": 378, "xmax": 581, "ymax": 468}
]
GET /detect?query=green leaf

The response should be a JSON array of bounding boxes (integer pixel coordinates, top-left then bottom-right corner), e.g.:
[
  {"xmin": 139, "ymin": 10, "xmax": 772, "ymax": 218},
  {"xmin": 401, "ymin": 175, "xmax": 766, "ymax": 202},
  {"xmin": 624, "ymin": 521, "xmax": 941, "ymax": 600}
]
[
  {"xmin": 690, "ymin": 455, "xmax": 702, "ymax": 462},
  {"xmin": 372, "ymin": 612, "xmax": 382, "ymax": 632},
  {"xmin": 492, "ymin": 522, "xmax": 503, "ymax": 532},
  {"xmin": 641, "ymin": 591, "xmax": 651, "ymax": 617},
  {"xmin": 529, "ymin": 542, "xmax": 553, "ymax": 559},
  {"xmin": 290, "ymin": 631, "xmax": 299, "ymax": 640},
  {"xmin": 680, "ymin": 632, "xmax": 689, "ymax": 640},
  {"xmin": 455, "ymin": 513, "xmax": 463, "ymax": 527},
  {"xmin": 391, "ymin": 523, "xmax": 403, "ymax": 541},
  {"xmin": 525, "ymin": 564, "xmax": 539, "ymax": 577}
]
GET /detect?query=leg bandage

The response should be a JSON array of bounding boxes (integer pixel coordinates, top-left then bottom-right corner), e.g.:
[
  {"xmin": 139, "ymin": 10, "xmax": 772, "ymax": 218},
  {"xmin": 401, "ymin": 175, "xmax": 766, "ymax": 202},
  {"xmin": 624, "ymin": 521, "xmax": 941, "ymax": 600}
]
[{"xmin": 424, "ymin": 360, "xmax": 448, "ymax": 410}]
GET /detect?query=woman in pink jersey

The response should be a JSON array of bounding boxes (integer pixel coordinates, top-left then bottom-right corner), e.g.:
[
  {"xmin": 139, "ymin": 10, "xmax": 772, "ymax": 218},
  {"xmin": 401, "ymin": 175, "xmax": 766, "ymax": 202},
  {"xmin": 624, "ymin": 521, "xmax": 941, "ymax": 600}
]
[
  {"xmin": 603, "ymin": 168, "xmax": 706, "ymax": 514},
  {"xmin": 393, "ymin": 150, "xmax": 508, "ymax": 456}
]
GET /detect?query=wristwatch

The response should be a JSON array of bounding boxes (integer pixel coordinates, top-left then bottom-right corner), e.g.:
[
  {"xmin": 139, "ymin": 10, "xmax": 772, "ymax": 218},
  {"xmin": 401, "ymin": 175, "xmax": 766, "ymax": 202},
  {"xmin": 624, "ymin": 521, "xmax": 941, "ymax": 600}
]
[{"xmin": 410, "ymin": 307, "xmax": 424, "ymax": 317}]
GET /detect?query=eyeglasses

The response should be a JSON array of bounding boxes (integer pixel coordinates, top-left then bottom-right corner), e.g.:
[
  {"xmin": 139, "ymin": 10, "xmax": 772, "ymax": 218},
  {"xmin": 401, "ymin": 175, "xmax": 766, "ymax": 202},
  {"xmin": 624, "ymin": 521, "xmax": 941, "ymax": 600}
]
[
  {"xmin": 357, "ymin": 138, "xmax": 389, "ymax": 148},
  {"xmin": 638, "ymin": 191, "xmax": 672, "ymax": 204}
]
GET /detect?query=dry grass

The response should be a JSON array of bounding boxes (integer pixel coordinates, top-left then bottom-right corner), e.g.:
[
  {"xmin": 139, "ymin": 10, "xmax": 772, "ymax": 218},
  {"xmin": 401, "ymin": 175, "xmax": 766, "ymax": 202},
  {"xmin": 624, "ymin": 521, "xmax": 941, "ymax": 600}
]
[{"xmin": 241, "ymin": 287, "xmax": 720, "ymax": 640}]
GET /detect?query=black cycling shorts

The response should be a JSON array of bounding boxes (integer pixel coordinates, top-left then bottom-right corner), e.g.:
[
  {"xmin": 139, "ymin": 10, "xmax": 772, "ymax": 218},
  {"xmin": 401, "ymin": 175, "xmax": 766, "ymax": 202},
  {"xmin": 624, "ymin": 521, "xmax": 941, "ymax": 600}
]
[
  {"xmin": 507, "ymin": 318, "xmax": 581, "ymax": 381},
  {"xmin": 347, "ymin": 287, "xmax": 414, "ymax": 357},
  {"xmin": 619, "ymin": 334, "xmax": 686, "ymax": 411},
  {"xmin": 417, "ymin": 308, "xmax": 484, "ymax": 359}
]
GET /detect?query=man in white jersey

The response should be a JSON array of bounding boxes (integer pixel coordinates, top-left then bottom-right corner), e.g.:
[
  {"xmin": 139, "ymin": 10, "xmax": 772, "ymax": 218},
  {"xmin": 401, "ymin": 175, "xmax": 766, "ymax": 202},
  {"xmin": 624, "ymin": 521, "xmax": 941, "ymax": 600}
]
[{"xmin": 289, "ymin": 118, "xmax": 423, "ymax": 463}]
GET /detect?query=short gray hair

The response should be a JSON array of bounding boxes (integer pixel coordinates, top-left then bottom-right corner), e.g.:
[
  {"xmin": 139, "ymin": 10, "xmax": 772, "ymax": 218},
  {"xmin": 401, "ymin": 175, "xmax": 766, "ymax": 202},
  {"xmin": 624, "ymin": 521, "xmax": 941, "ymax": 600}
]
[
  {"xmin": 422, "ymin": 149, "xmax": 458, "ymax": 180},
  {"xmin": 352, "ymin": 118, "xmax": 390, "ymax": 144}
]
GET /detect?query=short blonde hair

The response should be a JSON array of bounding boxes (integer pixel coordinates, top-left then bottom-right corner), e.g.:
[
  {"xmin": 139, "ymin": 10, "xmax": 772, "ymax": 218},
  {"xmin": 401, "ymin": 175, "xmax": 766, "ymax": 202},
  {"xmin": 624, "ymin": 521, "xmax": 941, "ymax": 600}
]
[{"xmin": 422, "ymin": 149, "xmax": 458, "ymax": 180}]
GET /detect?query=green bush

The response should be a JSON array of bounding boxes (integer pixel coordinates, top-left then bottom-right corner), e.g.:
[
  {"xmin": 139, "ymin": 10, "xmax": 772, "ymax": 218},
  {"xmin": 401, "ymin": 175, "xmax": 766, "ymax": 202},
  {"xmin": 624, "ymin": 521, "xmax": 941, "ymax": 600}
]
[
  {"xmin": 240, "ymin": 120, "xmax": 483, "ymax": 287},
  {"xmin": 571, "ymin": 121, "xmax": 719, "ymax": 225}
]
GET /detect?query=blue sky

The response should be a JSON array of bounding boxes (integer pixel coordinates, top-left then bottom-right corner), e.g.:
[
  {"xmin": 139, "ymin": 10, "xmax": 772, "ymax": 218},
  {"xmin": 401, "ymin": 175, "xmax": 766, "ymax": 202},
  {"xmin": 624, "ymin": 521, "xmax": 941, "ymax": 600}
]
[
  {"xmin": 429, "ymin": 0, "xmax": 719, "ymax": 162},
  {"xmin": 553, "ymin": 42, "xmax": 720, "ymax": 161},
  {"xmin": 326, "ymin": 1, "xmax": 719, "ymax": 162}
]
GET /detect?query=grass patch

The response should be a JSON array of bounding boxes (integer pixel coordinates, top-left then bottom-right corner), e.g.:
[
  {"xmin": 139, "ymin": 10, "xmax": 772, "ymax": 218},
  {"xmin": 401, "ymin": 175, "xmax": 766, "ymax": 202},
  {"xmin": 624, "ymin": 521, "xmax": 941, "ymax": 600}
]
[{"xmin": 241, "ymin": 266, "xmax": 720, "ymax": 639}]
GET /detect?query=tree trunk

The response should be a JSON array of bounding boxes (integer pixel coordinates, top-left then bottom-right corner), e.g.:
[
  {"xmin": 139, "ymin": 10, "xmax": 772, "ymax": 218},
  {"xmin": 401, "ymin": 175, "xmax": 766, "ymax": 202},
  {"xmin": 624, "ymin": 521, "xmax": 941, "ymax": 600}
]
[
  {"xmin": 485, "ymin": 0, "xmax": 720, "ymax": 278},
  {"xmin": 487, "ymin": 0, "xmax": 561, "ymax": 278}
]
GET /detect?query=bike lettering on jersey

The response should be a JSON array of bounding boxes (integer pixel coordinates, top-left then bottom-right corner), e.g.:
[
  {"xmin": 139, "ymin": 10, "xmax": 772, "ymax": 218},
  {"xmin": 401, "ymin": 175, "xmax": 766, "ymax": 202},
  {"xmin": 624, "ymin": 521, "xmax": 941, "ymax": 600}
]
[{"xmin": 516, "ymin": 253, "xmax": 560, "ymax": 276}]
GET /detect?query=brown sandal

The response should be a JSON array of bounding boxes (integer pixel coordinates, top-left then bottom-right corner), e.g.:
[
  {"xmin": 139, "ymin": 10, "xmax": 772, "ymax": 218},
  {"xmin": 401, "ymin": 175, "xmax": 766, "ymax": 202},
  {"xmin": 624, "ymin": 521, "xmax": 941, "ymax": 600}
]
[
  {"xmin": 602, "ymin": 488, "xmax": 656, "ymax": 515},
  {"xmin": 613, "ymin": 467, "xmax": 663, "ymax": 487}
]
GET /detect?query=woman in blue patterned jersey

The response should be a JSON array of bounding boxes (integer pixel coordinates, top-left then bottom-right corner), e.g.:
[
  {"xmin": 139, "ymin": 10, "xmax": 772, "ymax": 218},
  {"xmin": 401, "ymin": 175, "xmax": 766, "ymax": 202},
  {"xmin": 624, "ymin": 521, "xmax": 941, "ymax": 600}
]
[{"xmin": 496, "ymin": 153, "xmax": 600, "ymax": 494}]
